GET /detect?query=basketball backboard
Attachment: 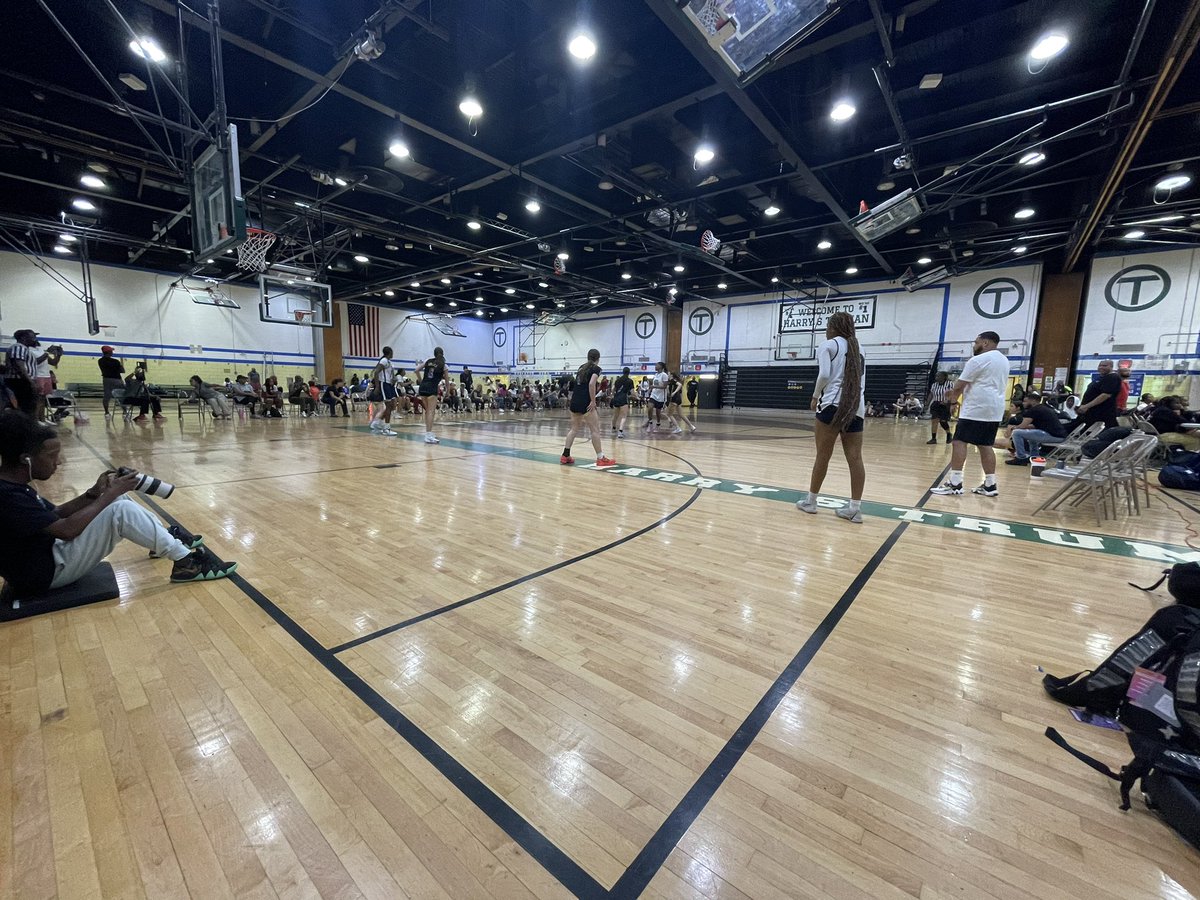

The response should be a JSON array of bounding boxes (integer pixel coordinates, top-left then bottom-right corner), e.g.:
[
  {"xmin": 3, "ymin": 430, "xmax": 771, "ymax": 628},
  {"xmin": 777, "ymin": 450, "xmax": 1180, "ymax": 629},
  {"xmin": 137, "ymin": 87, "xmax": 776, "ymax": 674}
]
[
  {"xmin": 191, "ymin": 124, "xmax": 247, "ymax": 259},
  {"xmin": 258, "ymin": 274, "xmax": 332, "ymax": 328},
  {"xmin": 172, "ymin": 278, "xmax": 241, "ymax": 309},
  {"xmin": 683, "ymin": 0, "xmax": 844, "ymax": 84}
]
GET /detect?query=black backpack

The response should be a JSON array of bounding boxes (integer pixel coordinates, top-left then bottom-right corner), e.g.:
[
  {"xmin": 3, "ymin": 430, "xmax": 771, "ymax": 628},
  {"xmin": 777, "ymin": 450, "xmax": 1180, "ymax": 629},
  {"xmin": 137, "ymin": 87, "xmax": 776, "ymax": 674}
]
[{"xmin": 1043, "ymin": 566, "xmax": 1200, "ymax": 845}]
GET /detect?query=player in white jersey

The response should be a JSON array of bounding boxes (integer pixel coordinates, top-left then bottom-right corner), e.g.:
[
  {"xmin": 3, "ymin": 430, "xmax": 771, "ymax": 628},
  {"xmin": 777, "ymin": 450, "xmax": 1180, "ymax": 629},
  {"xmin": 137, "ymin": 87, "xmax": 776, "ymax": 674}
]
[{"xmin": 369, "ymin": 346, "xmax": 397, "ymax": 435}]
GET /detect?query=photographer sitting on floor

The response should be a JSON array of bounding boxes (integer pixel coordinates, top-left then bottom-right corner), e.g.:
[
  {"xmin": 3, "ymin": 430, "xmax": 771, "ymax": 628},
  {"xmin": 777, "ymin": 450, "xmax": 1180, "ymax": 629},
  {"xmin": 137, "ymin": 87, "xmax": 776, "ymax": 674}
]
[{"xmin": 0, "ymin": 412, "xmax": 237, "ymax": 597}]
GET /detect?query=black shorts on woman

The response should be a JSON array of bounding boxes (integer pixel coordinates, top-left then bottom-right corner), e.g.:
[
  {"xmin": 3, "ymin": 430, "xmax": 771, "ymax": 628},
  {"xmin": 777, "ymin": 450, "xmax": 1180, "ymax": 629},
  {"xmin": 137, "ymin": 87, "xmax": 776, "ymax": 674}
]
[{"xmin": 815, "ymin": 404, "xmax": 864, "ymax": 433}]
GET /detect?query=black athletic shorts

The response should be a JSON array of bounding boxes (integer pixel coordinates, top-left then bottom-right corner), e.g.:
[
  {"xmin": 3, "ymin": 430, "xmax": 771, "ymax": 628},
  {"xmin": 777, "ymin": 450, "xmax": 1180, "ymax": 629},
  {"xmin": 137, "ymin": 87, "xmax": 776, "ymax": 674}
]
[
  {"xmin": 815, "ymin": 404, "xmax": 864, "ymax": 434},
  {"xmin": 930, "ymin": 401, "xmax": 951, "ymax": 421},
  {"xmin": 380, "ymin": 382, "xmax": 397, "ymax": 401},
  {"xmin": 651, "ymin": 399, "xmax": 664, "ymax": 410},
  {"xmin": 953, "ymin": 418, "xmax": 1000, "ymax": 446}
]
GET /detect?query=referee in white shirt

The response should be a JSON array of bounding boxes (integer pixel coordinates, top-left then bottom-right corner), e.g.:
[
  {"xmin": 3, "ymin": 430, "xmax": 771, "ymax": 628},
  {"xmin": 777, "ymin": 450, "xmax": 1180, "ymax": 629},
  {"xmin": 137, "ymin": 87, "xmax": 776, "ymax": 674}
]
[{"xmin": 4, "ymin": 329, "xmax": 38, "ymax": 416}]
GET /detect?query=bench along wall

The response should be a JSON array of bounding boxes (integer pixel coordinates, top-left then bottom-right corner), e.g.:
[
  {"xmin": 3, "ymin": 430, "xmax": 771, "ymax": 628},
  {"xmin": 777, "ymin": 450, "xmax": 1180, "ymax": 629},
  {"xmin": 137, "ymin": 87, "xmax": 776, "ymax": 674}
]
[
  {"xmin": 680, "ymin": 262, "xmax": 1042, "ymax": 374},
  {"xmin": 0, "ymin": 250, "xmax": 317, "ymax": 387},
  {"xmin": 1076, "ymin": 247, "xmax": 1200, "ymax": 405}
]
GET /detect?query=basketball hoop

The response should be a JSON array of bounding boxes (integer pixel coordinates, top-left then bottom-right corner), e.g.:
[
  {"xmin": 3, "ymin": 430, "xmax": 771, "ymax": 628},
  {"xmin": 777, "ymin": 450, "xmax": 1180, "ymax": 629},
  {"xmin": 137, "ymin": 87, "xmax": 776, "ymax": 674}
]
[
  {"xmin": 100, "ymin": 324, "xmax": 117, "ymax": 338},
  {"xmin": 697, "ymin": 0, "xmax": 721, "ymax": 35},
  {"xmin": 236, "ymin": 227, "xmax": 277, "ymax": 272},
  {"xmin": 293, "ymin": 310, "xmax": 313, "ymax": 325},
  {"xmin": 787, "ymin": 351, "xmax": 798, "ymax": 360}
]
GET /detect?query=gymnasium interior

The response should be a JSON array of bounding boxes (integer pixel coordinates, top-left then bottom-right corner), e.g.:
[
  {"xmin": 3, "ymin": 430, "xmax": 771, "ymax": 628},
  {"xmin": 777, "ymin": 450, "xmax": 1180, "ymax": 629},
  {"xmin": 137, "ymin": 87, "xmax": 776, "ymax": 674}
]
[{"xmin": 4, "ymin": 1, "xmax": 1200, "ymax": 897}]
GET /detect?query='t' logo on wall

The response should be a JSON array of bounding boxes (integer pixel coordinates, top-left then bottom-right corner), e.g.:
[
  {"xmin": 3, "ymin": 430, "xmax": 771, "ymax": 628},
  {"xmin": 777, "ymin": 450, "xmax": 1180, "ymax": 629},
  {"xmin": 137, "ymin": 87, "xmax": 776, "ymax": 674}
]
[
  {"xmin": 688, "ymin": 307, "xmax": 714, "ymax": 335},
  {"xmin": 634, "ymin": 313, "xmax": 657, "ymax": 340},
  {"xmin": 972, "ymin": 278, "xmax": 1025, "ymax": 319},
  {"xmin": 1104, "ymin": 265, "xmax": 1171, "ymax": 312}
]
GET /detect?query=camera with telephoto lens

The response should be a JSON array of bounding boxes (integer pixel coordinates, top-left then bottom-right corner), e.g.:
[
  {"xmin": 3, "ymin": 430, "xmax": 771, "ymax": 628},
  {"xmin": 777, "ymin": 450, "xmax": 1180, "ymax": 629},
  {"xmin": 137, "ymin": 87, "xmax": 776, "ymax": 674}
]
[{"xmin": 116, "ymin": 467, "xmax": 175, "ymax": 499}]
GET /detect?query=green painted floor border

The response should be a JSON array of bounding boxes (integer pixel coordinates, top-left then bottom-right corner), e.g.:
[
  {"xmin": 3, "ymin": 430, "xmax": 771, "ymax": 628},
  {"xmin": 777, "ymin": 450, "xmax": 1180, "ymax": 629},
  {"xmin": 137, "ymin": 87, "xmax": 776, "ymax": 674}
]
[{"xmin": 352, "ymin": 426, "xmax": 1198, "ymax": 566}]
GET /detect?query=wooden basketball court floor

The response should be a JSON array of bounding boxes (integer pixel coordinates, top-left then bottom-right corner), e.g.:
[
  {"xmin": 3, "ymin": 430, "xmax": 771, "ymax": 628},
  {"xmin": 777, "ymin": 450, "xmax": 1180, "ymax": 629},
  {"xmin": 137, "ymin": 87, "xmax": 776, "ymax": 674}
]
[{"xmin": 4, "ymin": 405, "xmax": 1200, "ymax": 900}]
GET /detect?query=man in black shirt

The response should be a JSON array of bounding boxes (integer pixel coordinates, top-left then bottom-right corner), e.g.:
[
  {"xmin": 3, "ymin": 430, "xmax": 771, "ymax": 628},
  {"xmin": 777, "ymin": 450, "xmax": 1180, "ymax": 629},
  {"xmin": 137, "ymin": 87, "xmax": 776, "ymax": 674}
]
[
  {"xmin": 1078, "ymin": 359, "xmax": 1123, "ymax": 429},
  {"xmin": 0, "ymin": 412, "xmax": 236, "ymax": 597},
  {"xmin": 97, "ymin": 345, "xmax": 125, "ymax": 417},
  {"xmin": 460, "ymin": 366, "xmax": 473, "ymax": 393},
  {"xmin": 1004, "ymin": 391, "xmax": 1069, "ymax": 464}
]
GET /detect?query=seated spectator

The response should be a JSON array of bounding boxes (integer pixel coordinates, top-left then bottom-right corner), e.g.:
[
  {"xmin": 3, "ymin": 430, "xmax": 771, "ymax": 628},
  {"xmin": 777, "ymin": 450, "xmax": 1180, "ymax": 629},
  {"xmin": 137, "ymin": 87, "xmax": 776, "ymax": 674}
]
[
  {"xmin": 322, "ymin": 379, "xmax": 350, "ymax": 417},
  {"xmin": 307, "ymin": 381, "xmax": 321, "ymax": 410},
  {"xmin": 261, "ymin": 376, "xmax": 284, "ymax": 417},
  {"xmin": 1136, "ymin": 393, "xmax": 1157, "ymax": 415},
  {"xmin": 496, "ymin": 383, "xmax": 509, "ymax": 411},
  {"xmin": 123, "ymin": 370, "xmax": 164, "ymax": 422},
  {"xmin": 1149, "ymin": 396, "xmax": 1195, "ymax": 435},
  {"xmin": 471, "ymin": 386, "xmax": 485, "ymax": 411},
  {"xmin": 188, "ymin": 375, "xmax": 231, "ymax": 419},
  {"xmin": 1060, "ymin": 394, "xmax": 1079, "ymax": 422},
  {"xmin": 1001, "ymin": 390, "xmax": 1068, "ymax": 465},
  {"xmin": 288, "ymin": 375, "xmax": 316, "ymax": 416},
  {"xmin": 229, "ymin": 375, "xmax": 259, "ymax": 414},
  {"xmin": 0, "ymin": 412, "xmax": 236, "ymax": 595}
]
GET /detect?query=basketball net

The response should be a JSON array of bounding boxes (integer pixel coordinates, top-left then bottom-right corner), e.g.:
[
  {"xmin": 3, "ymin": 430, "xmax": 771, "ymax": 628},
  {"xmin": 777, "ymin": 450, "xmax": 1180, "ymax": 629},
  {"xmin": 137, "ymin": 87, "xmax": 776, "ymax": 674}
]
[
  {"xmin": 293, "ymin": 310, "xmax": 313, "ymax": 325},
  {"xmin": 236, "ymin": 227, "xmax": 277, "ymax": 272}
]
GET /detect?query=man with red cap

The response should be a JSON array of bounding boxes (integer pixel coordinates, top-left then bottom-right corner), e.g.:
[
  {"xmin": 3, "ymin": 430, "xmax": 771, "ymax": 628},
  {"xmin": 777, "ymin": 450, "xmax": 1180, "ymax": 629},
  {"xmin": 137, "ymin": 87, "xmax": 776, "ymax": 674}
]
[{"xmin": 97, "ymin": 345, "xmax": 125, "ymax": 418}]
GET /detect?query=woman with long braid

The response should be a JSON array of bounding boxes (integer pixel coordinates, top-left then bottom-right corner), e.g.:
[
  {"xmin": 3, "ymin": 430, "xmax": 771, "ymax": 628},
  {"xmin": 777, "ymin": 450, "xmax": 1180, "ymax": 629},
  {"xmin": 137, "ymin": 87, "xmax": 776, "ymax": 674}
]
[{"xmin": 796, "ymin": 311, "xmax": 867, "ymax": 523}]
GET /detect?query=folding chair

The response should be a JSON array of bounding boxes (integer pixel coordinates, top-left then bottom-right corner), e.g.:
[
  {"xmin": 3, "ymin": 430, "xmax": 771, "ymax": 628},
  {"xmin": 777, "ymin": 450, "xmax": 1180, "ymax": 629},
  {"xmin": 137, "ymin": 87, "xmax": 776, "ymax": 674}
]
[
  {"xmin": 1035, "ymin": 435, "xmax": 1152, "ymax": 524},
  {"xmin": 111, "ymin": 388, "xmax": 135, "ymax": 422},
  {"xmin": 1042, "ymin": 421, "xmax": 1103, "ymax": 466}
]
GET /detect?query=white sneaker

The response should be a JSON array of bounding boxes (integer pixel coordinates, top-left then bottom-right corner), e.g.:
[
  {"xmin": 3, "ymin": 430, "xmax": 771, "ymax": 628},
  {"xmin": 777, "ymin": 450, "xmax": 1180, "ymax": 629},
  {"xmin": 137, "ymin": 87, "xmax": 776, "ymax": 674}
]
[
  {"xmin": 836, "ymin": 507, "xmax": 863, "ymax": 524},
  {"xmin": 380, "ymin": 426, "xmax": 397, "ymax": 435},
  {"xmin": 796, "ymin": 496, "xmax": 818, "ymax": 514},
  {"xmin": 672, "ymin": 427, "xmax": 683, "ymax": 434},
  {"xmin": 424, "ymin": 433, "xmax": 439, "ymax": 444},
  {"xmin": 369, "ymin": 420, "xmax": 382, "ymax": 431},
  {"xmin": 617, "ymin": 430, "xmax": 625, "ymax": 438}
]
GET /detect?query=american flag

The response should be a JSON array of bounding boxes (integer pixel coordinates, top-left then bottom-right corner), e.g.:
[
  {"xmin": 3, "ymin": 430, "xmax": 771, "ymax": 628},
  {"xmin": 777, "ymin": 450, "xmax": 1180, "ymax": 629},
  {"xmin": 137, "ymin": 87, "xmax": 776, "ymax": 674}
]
[{"xmin": 347, "ymin": 303, "xmax": 380, "ymax": 358}]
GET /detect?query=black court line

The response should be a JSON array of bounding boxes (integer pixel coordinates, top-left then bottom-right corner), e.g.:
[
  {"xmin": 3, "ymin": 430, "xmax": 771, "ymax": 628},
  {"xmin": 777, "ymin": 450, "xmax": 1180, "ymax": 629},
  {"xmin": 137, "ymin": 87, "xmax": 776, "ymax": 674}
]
[
  {"xmin": 329, "ymin": 447, "xmax": 705, "ymax": 654},
  {"xmin": 609, "ymin": 463, "xmax": 951, "ymax": 898},
  {"xmin": 74, "ymin": 434, "xmax": 608, "ymax": 900}
]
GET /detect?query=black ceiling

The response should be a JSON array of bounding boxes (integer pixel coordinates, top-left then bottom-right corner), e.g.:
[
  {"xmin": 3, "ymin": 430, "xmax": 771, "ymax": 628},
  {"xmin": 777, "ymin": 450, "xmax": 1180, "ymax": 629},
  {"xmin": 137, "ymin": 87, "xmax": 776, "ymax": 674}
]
[{"xmin": 2, "ymin": 0, "xmax": 1199, "ymax": 320}]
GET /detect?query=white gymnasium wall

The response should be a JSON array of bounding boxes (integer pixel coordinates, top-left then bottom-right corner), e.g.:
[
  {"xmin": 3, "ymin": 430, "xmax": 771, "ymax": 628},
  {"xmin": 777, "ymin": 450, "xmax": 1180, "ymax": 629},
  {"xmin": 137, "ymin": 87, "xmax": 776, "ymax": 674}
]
[
  {"xmin": 1076, "ymin": 247, "xmax": 1200, "ymax": 403},
  {"xmin": 0, "ymin": 250, "xmax": 317, "ymax": 386},
  {"xmin": 339, "ymin": 303, "xmax": 494, "ymax": 375},
  {"xmin": 681, "ymin": 262, "xmax": 1042, "ymax": 374},
  {"xmin": 476, "ymin": 306, "xmax": 666, "ymax": 378}
]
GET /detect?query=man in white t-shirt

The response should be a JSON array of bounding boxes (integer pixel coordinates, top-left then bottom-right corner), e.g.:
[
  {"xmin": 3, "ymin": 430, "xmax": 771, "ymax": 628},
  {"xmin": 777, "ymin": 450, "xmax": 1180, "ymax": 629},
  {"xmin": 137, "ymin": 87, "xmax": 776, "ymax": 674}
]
[
  {"xmin": 369, "ymin": 346, "xmax": 397, "ymax": 435},
  {"xmin": 932, "ymin": 331, "xmax": 1009, "ymax": 497}
]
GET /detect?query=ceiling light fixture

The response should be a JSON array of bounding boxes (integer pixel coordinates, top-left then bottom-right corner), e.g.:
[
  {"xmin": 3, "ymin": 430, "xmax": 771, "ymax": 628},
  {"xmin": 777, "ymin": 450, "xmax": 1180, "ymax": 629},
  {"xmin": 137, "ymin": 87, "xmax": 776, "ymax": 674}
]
[
  {"xmin": 505, "ymin": 287, "xmax": 516, "ymax": 294},
  {"xmin": 525, "ymin": 302, "xmax": 535, "ymax": 309},
  {"xmin": 475, "ymin": 309, "xmax": 484, "ymax": 316},
  {"xmin": 1013, "ymin": 245, "xmax": 1028, "ymax": 254},
  {"xmin": 79, "ymin": 174, "xmax": 105, "ymax": 189},
  {"xmin": 1030, "ymin": 33, "xmax": 1069, "ymax": 61},
  {"xmin": 556, "ymin": 250, "xmax": 570, "ymax": 260},
  {"xmin": 449, "ymin": 301, "xmax": 458, "ymax": 307},
  {"xmin": 384, "ymin": 290, "xmax": 394, "ymax": 296},
  {"xmin": 206, "ymin": 258, "xmax": 214, "ymax": 264},
  {"xmin": 500, "ymin": 307, "xmax": 510, "ymax": 313},
  {"xmin": 1019, "ymin": 150, "xmax": 1046, "ymax": 166},
  {"xmin": 917, "ymin": 256, "xmax": 932, "ymax": 265},
  {"xmin": 673, "ymin": 262, "xmax": 685, "ymax": 273},
  {"xmin": 590, "ymin": 298, "xmax": 599, "ymax": 304},
  {"xmin": 763, "ymin": 203, "xmax": 780, "ymax": 217},
  {"xmin": 58, "ymin": 233, "xmax": 77, "ymax": 243},
  {"xmin": 1014, "ymin": 207, "xmax": 1035, "ymax": 219},
  {"xmin": 770, "ymin": 275, "xmax": 779, "ymax": 283},
  {"xmin": 52, "ymin": 244, "xmax": 71, "ymax": 255},
  {"xmin": 717, "ymin": 282, "xmax": 727, "ymax": 290},
  {"xmin": 567, "ymin": 32, "xmax": 597, "ymax": 60},
  {"xmin": 440, "ymin": 277, "xmax": 451, "ymax": 284},
  {"xmin": 1123, "ymin": 229, "xmax": 1146, "ymax": 239},
  {"xmin": 71, "ymin": 198, "xmax": 96, "ymax": 211},
  {"xmin": 334, "ymin": 176, "xmax": 348, "ymax": 187},
  {"xmin": 467, "ymin": 219, "xmax": 482, "ymax": 230},
  {"xmin": 693, "ymin": 145, "xmax": 716, "ymax": 165},
  {"xmin": 425, "ymin": 301, "xmax": 434, "ymax": 308},
  {"xmin": 817, "ymin": 239, "xmax": 832, "ymax": 250},
  {"xmin": 621, "ymin": 272, "xmax": 632, "ymax": 280},
  {"xmin": 354, "ymin": 254, "xmax": 369, "ymax": 263},
  {"xmin": 128, "ymin": 37, "xmax": 167, "ymax": 63},
  {"xmin": 830, "ymin": 100, "xmax": 856, "ymax": 122},
  {"xmin": 877, "ymin": 179, "xmax": 895, "ymax": 191},
  {"xmin": 459, "ymin": 97, "xmax": 483, "ymax": 119},
  {"xmin": 525, "ymin": 198, "xmax": 541, "ymax": 213},
  {"xmin": 388, "ymin": 140, "xmax": 410, "ymax": 159},
  {"xmin": 410, "ymin": 281, "xmax": 420, "ymax": 288},
  {"xmin": 1156, "ymin": 173, "xmax": 1192, "ymax": 192},
  {"xmin": 845, "ymin": 266, "xmax": 859, "ymax": 275},
  {"xmin": 905, "ymin": 226, "xmax": 921, "ymax": 234},
  {"xmin": 918, "ymin": 73, "xmax": 943, "ymax": 90},
  {"xmin": 538, "ymin": 281, "xmax": 549, "ymax": 288},
  {"xmin": 597, "ymin": 179, "xmax": 614, "ymax": 190}
]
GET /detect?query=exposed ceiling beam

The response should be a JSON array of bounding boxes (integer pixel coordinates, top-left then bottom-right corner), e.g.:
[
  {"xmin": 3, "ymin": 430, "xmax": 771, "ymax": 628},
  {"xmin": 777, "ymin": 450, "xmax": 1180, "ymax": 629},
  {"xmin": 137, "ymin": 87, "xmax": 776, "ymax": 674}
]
[
  {"xmin": 1062, "ymin": 0, "xmax": 1200, "ymax": 271},
  {"xmin": 645, "ymin": 0, "xmax": 895, "ymax": 275}
]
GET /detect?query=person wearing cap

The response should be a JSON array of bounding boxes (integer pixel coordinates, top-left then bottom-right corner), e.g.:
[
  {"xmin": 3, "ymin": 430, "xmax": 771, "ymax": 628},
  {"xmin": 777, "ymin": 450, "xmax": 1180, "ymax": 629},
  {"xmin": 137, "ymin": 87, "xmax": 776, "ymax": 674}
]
[
  {"xmin": 1000, "ymin": 389, "xmax": 1068, "ymax": 465},
  {"xmin": 97, "ymin": 345, "xmax": 125, "ymax": 417},
  {"xmin": 3, "ymin": 329, "xmax": 39, "ymax": 416}
]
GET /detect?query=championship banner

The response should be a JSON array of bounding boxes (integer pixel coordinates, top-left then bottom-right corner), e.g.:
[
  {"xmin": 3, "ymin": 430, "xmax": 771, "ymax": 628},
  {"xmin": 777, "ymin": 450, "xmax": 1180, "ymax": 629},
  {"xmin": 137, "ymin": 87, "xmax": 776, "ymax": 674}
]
[{"xmin": 779, "ymin": 295, "xmax": 876, "ymax": 333}]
